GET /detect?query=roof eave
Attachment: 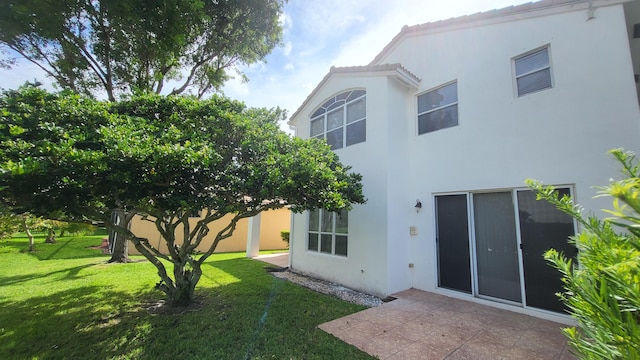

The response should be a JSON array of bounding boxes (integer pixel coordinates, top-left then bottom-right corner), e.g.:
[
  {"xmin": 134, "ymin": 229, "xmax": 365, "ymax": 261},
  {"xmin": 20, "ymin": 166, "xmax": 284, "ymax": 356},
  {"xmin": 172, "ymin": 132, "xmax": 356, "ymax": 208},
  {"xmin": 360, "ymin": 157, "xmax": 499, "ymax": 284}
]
[{"xmin": 288, "ymin": 64, "xmax": 420, "ymax": 126}]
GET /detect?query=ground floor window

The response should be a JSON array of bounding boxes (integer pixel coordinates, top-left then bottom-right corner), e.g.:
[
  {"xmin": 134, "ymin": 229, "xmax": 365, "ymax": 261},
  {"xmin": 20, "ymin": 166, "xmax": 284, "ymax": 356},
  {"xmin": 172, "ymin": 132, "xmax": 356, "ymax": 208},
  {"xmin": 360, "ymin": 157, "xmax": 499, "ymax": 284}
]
[
  {"xmin": 435, "ymin": 188, "xmax": 577, "ymax": 313},
  {"xmin": 308, "ymin": 209, "xmax": 348, "ymax": 256}
]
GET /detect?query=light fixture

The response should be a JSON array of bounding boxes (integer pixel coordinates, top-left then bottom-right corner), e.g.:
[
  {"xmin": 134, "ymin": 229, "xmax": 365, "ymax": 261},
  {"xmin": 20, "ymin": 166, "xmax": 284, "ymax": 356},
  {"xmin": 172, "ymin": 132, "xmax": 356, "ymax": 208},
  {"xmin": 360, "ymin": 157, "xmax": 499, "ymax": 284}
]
[{"xmin": 415, "ymin": 199, "xmax": 422, "ymax": 212}]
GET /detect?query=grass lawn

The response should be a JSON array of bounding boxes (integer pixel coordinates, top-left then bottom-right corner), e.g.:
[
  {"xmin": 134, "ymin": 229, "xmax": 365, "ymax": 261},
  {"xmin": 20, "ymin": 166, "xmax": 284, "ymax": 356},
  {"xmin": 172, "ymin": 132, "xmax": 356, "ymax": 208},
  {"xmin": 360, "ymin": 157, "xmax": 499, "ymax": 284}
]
[{"xmin": 0, "ymin": 231, "xmax": 374, "ymax": 359}]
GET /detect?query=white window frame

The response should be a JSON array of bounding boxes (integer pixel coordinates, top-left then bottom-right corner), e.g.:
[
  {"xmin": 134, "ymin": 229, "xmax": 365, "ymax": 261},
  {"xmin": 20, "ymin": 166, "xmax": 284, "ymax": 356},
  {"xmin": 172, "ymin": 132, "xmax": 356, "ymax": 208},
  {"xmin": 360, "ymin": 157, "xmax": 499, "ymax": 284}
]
[
  {"xmin": 513, "ymin": 46, "xmax": 553, "ymax": 97},
  {"xmin": 416, "ymin": 81, "xmax": 459, "ymax": 135},
  {"xmin": 309, "ymin": 90, "xmax": 366, "ymax": 150},
  {"xmin": 307, "ymin": 209, "xmax": 348, "ymax": 257}
]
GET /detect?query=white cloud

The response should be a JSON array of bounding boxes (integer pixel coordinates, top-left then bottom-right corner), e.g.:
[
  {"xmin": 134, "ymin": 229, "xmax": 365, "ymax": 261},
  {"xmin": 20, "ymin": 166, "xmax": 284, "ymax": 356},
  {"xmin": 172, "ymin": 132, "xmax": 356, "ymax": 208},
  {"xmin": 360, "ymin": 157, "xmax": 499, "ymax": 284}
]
[
  {"xmin": 279, "ymin": 12, "xmax": 293, "ymax": 32},
  {"xmin": 284, "ymin": 63, "xmax": 294, "ymax": 71},
  {"xmin": 329, "ymin": 0, "xmax": 530, "ymax": 67},
  {"xmin": 223, "ymin": 76, "xmax": 250, "ymax": 97},
  {"xmin": 282, "ymin": 41, "xmax": 293, "ymax": 57}
]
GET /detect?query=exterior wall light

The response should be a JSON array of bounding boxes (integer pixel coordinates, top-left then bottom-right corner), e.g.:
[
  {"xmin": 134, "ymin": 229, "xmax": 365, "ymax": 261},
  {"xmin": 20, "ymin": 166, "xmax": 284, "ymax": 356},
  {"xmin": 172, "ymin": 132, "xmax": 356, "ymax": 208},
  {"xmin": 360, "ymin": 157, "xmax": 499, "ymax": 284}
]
[{"xmin": 415, "ymin": 199, "xmax": 422, "ymax": 212}]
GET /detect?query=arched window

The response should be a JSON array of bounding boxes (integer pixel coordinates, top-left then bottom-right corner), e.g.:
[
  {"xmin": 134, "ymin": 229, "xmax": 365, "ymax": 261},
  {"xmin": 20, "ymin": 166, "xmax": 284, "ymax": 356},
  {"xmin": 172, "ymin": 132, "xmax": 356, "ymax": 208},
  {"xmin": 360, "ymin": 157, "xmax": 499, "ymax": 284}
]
[{"xmin": 309, "ymin": 89, "xmax": 366, "ymax": 150}]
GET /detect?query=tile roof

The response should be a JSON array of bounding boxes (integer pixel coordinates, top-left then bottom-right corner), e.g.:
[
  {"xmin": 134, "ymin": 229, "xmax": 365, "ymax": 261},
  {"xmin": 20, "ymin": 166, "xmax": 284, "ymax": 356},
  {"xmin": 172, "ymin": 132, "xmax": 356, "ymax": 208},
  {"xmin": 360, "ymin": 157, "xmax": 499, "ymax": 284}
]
[{"xmin": 370, "ymin": 0, "xmax": 627, "ymax": 64}]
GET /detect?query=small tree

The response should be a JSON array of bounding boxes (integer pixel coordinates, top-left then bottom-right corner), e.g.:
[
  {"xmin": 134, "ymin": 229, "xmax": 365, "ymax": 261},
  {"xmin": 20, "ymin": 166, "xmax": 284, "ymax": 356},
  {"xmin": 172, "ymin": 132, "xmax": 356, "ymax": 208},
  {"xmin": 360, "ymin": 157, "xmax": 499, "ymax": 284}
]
[
  {"xmin": 528, "ymin": 149, "xmax": 640, "ymax": 359},
  {"xmin": 0, "ymin": 203, "xmax": 18, "ymax": 239},
  {"xmin": 0, "ymin": 88, "xmax": 365, "ymax": 306}
]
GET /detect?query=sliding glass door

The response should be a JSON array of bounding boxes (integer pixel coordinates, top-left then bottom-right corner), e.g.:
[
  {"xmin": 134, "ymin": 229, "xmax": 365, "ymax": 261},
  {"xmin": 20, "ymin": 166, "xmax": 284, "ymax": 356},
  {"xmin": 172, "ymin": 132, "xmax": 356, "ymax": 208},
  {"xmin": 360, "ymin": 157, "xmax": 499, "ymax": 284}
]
[
  {"xmin": 435, "ymin": 187, "xmax": 576, "ymax": 313},
  {"xmin": 473, "ymin": 192, "xmax": 522, "ymax": 303},
  {"xmin": 517, "ymin": 189, "xmax": 577, "ymax": 312},
  {"xmin": 435, "ymin": 194, "xmax": 471, "ymax": 293}
]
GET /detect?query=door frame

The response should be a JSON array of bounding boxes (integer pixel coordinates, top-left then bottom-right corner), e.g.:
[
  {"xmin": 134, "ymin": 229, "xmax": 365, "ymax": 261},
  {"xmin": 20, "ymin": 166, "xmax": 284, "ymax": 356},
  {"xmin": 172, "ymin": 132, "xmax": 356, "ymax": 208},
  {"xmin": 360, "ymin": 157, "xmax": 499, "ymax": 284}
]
[{"xmin": 433, "ymin": 185, "xmax": 578, "ymax": 312}]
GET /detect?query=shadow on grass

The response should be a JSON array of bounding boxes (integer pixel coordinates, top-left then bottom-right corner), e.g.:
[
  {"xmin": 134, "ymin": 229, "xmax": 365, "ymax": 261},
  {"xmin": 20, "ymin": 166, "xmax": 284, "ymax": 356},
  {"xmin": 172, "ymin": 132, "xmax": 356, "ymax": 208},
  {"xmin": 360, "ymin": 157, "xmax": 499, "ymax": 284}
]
[
  {"xmin": 0, "ymin": 285, "xmax": 160, "ymax": 360},
  {"xmin": 1, "ymin": 236, "xmax": 111, "ymax": 261},
  {"xmin": 0, "ymin": 256, "xmax": 373, "ymax": 360},
  {"xmin": 0, "ymin": 263, "xmax": 97, "ymax": 287}
]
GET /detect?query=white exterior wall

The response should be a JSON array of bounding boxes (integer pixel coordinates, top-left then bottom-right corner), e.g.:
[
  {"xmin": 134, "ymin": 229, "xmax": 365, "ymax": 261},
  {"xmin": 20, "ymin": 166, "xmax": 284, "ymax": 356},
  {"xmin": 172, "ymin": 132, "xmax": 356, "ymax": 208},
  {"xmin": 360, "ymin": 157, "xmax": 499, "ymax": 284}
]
[
  {"xmin": 373, "ymin": 4, "xmax": 640, "ymax": 296},
  {"xmin": 290, "ymin": 2, "xmax": 640, "ymax": 319},
  {"xmin": 290, "ymin": 75, "xmax": 395, "ymax": 297},
  {"xmin": 384, "ymin": 78, "xmax": 417, "ymax": 294}
]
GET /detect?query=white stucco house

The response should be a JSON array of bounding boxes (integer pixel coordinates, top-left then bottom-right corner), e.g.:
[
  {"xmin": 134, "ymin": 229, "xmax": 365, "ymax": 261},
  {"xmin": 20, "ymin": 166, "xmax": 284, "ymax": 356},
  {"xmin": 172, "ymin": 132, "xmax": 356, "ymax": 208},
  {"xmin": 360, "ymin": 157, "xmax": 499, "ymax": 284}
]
[{"xmin": 286, "ymin": 0, "xmax": 640, "ymax": 322}]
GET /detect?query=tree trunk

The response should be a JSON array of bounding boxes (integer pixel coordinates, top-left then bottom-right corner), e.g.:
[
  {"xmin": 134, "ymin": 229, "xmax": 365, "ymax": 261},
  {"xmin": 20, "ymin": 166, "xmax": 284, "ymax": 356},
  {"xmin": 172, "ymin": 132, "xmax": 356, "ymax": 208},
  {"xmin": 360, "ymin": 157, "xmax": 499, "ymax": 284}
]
[
  {"xmin": 21, "ymin": 215, "xmax": 35, "ymax": 252},
  {"xmin": 108, "ymin": 235, "xmax": 129, "ymax": 263},
  {"xmin": 168, "ymin": 261, "xmax": 201, "ymax": 307},
  {"xmin": 108, "ymin": 210, "xmax": 130, "ymax": 263},
  {"xmin": 44, "ymin": 228, "xmax": 56, "ymax": 243}
]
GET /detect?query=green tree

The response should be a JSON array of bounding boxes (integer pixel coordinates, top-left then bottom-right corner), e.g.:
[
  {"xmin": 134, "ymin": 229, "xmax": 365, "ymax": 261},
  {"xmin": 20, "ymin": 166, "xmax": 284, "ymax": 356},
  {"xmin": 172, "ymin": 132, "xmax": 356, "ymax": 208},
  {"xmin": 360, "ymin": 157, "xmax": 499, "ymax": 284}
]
[
  {"xmin": 528, "ymin": 149, "xmax": 640, "ymax": 359},
  {"xmin": 0, "ymin": 87, "xmax": 365, "ymax": 306},
  {"xmin": 0, "ymin": 203, "xmax": 18, "ymax": 240},
  {"xmin": 0, "ymin": 0, "xmax": 285, "ymax": 100}
]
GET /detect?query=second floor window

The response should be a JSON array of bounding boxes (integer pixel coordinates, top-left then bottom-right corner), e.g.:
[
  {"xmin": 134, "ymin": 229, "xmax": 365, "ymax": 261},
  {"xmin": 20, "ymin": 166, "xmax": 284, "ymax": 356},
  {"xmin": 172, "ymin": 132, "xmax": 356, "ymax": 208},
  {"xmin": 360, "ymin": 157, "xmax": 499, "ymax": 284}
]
[
  {"xmin": 310, "ymin": 90, "xmax": 366, "ymax": 150},
  {"xmin": 417, "ymin": 81, "xmax": 458, "ymax": 135},
  {"xmin": 514, "ymin": 47, "xmax": 552, "ymax": 97}
]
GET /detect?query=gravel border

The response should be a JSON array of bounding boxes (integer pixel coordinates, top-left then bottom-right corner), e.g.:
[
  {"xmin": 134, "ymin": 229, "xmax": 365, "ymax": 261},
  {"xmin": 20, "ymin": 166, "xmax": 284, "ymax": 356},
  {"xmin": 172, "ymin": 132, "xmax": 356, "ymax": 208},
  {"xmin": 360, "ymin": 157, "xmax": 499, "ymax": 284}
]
[{"xmin": 270, "ymin": 269, "xmax": 383, "ymax": 307}]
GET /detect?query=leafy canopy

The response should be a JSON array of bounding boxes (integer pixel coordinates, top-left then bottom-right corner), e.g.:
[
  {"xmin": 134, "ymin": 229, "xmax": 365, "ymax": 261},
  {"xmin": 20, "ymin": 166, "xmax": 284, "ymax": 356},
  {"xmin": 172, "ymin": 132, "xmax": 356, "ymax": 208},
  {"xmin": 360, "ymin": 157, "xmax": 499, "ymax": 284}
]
[
  {"xmin": 0, "ymin": 0, "xmax": 285, "ymax": 100},
  {"xmin": 0, "ymin": 86, "xmax": 365, "ymax": 305}
]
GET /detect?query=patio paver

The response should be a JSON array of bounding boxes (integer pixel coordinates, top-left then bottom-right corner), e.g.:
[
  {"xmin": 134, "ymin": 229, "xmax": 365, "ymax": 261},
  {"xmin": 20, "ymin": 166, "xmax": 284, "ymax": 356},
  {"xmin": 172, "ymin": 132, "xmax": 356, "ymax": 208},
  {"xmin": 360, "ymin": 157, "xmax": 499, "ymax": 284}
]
[{"xmin": 319, "ymin": 289, "xmax": 577, "ymax": 360}]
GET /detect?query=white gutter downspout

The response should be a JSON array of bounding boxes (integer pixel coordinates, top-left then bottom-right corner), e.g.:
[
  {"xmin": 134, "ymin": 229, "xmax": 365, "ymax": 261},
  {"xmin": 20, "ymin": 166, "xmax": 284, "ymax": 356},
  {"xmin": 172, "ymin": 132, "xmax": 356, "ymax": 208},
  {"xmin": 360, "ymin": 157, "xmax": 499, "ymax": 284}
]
[
  {"xmin": 588, "ymin": 0, "xmax": 596, "ymax": 20},
  {"xmin": 288, "ymin": 210, "xmax": 294, "ymax": 268}
]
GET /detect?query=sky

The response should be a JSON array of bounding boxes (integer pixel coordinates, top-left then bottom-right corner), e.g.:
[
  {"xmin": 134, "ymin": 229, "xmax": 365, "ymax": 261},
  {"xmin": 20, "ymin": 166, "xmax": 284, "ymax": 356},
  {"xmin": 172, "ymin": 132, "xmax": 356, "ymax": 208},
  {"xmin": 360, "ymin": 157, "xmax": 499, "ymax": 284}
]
[{"xmin": 0, "ymin": 0, "xmax": 528, "ymax": 132}]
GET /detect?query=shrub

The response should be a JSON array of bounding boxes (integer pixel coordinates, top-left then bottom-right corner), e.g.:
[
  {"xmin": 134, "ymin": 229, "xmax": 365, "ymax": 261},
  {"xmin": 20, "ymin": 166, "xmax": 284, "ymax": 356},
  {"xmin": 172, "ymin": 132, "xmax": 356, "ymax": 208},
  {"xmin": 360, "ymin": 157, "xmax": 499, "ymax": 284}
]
[
  {"xmin": 280, "ymin": 230, "xmax": 290, "ymax": 247},
  {"xmin": 528, "ymin": 149, "xmax": 640, "ymax": 360}
]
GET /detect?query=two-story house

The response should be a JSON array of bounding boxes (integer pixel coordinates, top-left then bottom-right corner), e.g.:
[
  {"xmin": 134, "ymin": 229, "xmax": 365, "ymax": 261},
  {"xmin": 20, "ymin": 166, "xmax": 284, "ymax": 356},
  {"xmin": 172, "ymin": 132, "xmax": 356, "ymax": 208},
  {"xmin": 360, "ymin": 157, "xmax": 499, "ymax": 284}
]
[{"xmin": 287, "ymin": 0, "xmax": 640, "ymax": 322}]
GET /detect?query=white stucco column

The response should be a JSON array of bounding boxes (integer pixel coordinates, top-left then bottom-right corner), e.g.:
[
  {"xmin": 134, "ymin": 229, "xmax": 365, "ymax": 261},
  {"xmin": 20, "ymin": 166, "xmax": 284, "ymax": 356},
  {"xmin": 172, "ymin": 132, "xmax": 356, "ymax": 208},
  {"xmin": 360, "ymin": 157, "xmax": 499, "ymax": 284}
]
[{"xmin": 245, "ymin": 213, "xmax": 262, "ymax": 258}]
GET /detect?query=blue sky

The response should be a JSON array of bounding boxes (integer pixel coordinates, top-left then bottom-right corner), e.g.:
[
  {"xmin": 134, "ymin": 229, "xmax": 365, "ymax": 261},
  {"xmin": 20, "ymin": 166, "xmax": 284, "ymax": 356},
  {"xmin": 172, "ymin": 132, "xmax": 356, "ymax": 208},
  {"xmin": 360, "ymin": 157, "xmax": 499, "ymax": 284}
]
[
  {"xmin": 227, "ymin": 0, "xmax": 528, "ymax": 130},
  {"xmin": 0, "ymin": 0, "xmax": 527, "ymax": 130}
]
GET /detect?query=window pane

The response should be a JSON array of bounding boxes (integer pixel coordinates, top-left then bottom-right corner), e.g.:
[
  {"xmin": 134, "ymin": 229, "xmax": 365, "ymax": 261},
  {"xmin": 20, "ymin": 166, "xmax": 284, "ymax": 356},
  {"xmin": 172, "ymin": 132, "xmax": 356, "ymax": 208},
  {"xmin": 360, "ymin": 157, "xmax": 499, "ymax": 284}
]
[
  {"xmin": 336, "ymin": 92, "xmax": 350, "ymax": 101},
  {"xmin": 418, "ymin": 82, "xmax": 457, "ymax": 114},
  {"xmin": 517, "ymin": 69, "xmax": 551, "ymax": 96},
  {"xmin": 321, "ymin": 98, "xmax": 335, "ymax": 109},
  {"xmin": 347, "ymin": 89, "xmax": 366, "ymax": 102},
  {"xmin": 320, "ymin": 234, "xmax": 333, "ymax": 254},
  {"xmin": 335, "ymin": 210, "xmax": 348, "ymax": 234},
  {"xmin": 335, "ymin": 236, "xmax": 348, "ymax": 256},
  {"xmin": 321, "ymin": 209, "xmax": 333, "ymax": 232},
  {"xmin": 327, "ymin": 100, "xmax": 345, "ymax": 112},
  {"xmin": 308, "ymin": 233, "xmax": 318, "ymax": 251},
  {"xmin": 311, "ymin": 107, "xmax": 325, "ymax": 118},
  {"xmin": 515, "ymin": 49, "xmax": 549, "ymax": 76},
  {"xmin": 310, "ymin": 117, "xmax": 324, "ymax": 137},
  {"xmin": 309, "ymin": 209, "xmax": 319, "ymax": 231},
  {"xmin": 418, "ymin": 104, "xmax": 458, "ymax": 134},
  {"xmin": 326, "ymin": 128, "xmax": 343, "ymax": 150},
  {"xmin": 346, "ymin": 121, "xmax": 366, "ymax": 146},
  {"xmin": 346, "ymin": 98, "xmax": 365, "ymax": 123},
  {"xmin": 327, "ymin": 108, "xmax": 344, "ymax": 130}
]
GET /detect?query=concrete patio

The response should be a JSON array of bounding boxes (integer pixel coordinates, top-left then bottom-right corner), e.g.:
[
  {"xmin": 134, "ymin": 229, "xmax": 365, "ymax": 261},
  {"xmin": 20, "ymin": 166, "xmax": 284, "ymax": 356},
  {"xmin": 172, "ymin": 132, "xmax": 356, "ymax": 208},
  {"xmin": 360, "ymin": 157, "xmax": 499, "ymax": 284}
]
[
  {"xmin": 252, "ymin": 252, "xmax": 289, "ymax": 267},
  {"xmin": 319, "ymin": 289, "xmax": 576, "ymax": 360},
  {"xmin": 253, "ymin": 253, "xmax": 576, "ymax": 359}
]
